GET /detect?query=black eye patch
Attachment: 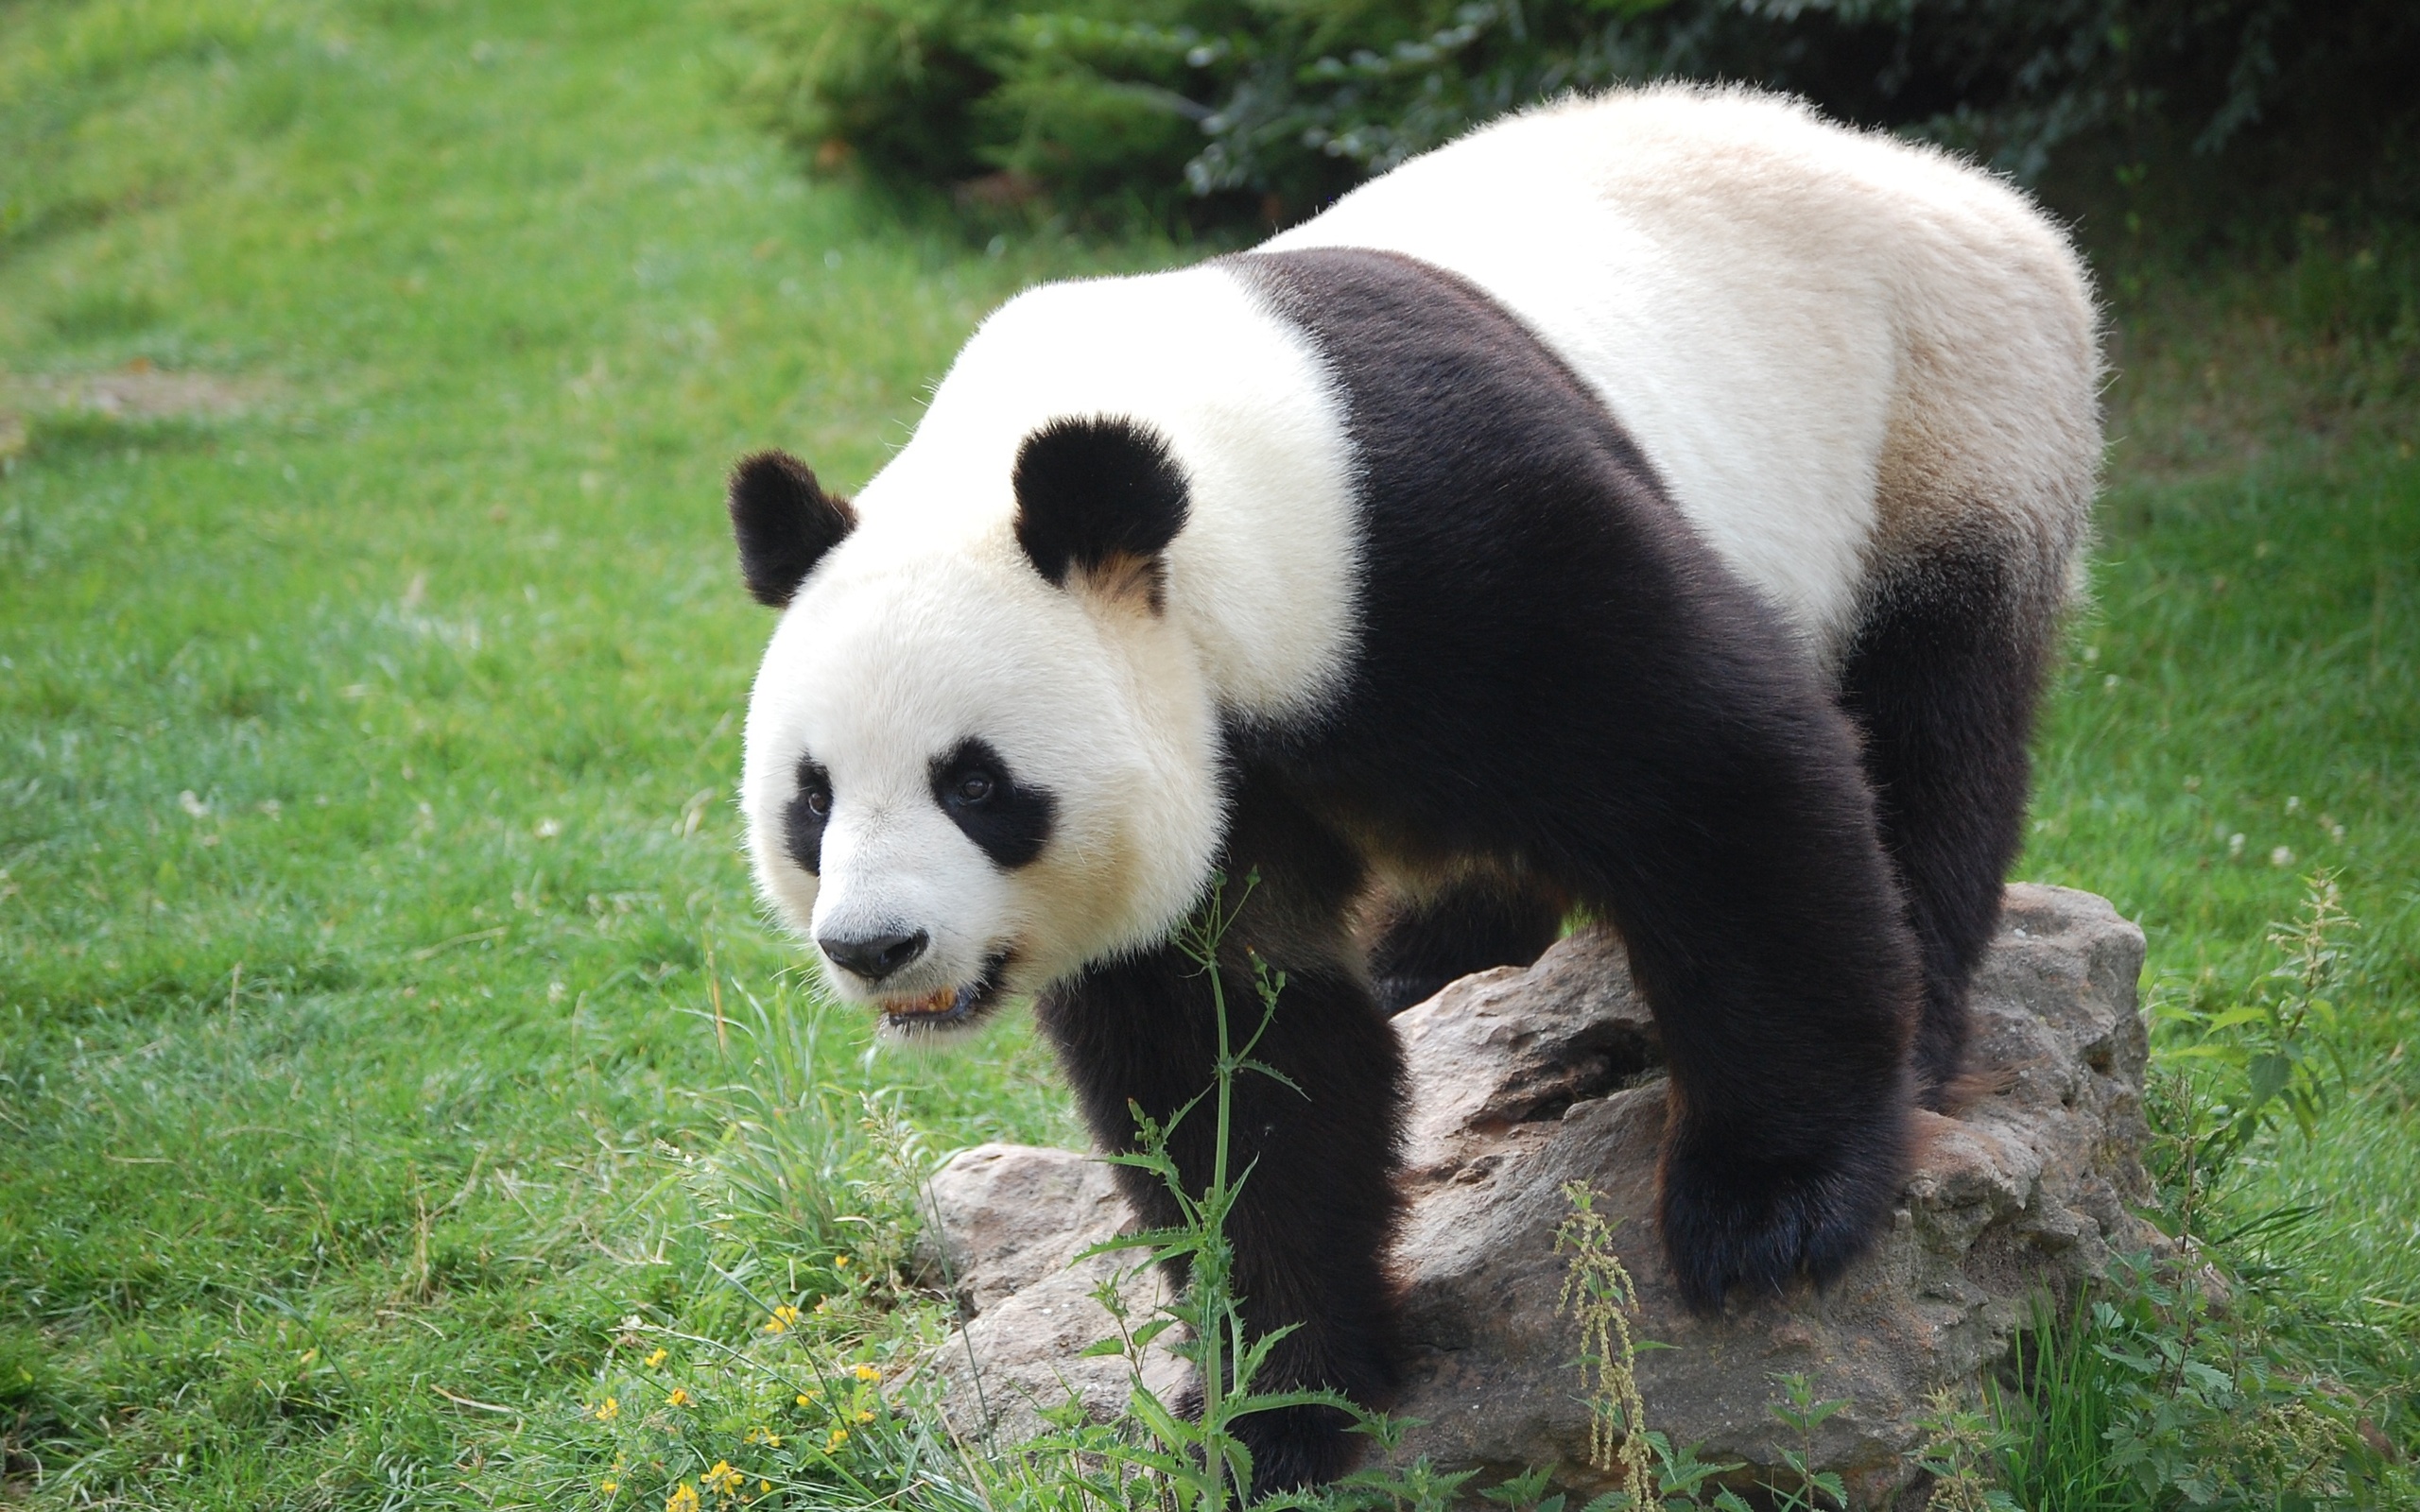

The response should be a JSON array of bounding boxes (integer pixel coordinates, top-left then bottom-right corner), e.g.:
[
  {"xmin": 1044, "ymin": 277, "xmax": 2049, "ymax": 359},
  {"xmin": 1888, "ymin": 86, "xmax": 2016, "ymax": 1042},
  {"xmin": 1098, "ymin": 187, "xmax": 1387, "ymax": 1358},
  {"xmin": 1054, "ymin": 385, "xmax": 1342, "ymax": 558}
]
[
  {"xmin": 930, "ymin": 737, "xmax": 1054, "ymax": 869},
  {"xmin": 785, "ymin": 755, "xmax": 833, "ymax": 875}
]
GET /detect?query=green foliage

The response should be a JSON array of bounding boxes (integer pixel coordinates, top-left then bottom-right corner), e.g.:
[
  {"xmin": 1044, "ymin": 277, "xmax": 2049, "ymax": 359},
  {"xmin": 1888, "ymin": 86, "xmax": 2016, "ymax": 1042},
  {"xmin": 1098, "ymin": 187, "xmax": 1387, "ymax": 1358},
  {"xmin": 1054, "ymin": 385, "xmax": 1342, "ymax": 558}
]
[
  {"xmin": 2151, "ymin": 870, "xmax": 2360, "ymax": 1202},
  {"xmin": 1758, "ymin": 1374, "xmax": 1848, "ymax": 1512},
  {"xmin": 1991, "ymin": 1292, "xmax": 2152, "ymax": 1512},
  {"xmin": 1910, "ymin": 1388, "xmax": 2020, "ymax": 1512},
  {"xmin": 725, "ymin": 0, "xmax": 1244, "ymax": 225},
  {"xmin": 724, "ymin": 0, "xmax": 1015, "ymax": 185},
  {"xmin": 520, "ymin": 977, "xmax": 1011, "ymax": 1511},
  {"xmin": 1977, "ymin": 877, "xmax": 2413, "ymax": 1512},
  {"xmin": 1989, "ymin": 1260, "xmax": 2418, "ymax": 1511},
  {"xmin": 731, "ymin": 0, "xmax": 2420, "ymax": 226},
  {"xmin": 1621, "ymin": 1435, "xmax": 1751, "ymax": 1512}
]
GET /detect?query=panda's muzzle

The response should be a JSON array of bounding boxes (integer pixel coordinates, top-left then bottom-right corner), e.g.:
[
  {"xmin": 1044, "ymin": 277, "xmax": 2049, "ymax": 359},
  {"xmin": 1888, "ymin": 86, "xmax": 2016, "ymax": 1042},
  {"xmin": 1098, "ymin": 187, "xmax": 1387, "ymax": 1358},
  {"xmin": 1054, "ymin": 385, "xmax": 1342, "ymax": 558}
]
[{"xmin": 877, "ymin": 951, "xmax": 1011, "ymax": 1032}]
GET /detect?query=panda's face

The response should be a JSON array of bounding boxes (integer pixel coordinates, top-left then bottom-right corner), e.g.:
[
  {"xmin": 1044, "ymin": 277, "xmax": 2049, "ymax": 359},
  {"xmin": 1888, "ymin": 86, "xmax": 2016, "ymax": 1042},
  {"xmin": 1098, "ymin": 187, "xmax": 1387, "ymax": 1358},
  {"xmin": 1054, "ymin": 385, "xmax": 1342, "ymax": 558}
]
[{"xmin": 730, "ymin": 427, "xmax": 1220, "ymax": 1043}]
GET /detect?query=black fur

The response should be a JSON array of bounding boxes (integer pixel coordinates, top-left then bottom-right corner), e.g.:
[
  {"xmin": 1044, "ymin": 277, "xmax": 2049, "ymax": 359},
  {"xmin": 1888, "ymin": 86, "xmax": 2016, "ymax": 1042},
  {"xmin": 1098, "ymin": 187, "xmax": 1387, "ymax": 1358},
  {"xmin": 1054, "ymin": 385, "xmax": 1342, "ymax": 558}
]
[
  {"xmin": 729, "ymin": 450, "xmax": 856, "ymax": 608},
  {"xmin": 1837, "ymin": 545, "xmax": 2055, "ymax": 1104},
  {"xmin": 1228, "ymin": 248, "xmax": 1922, "ymax": 1302},
  {"xmin": 1368, "ymin": 874, "xmax": 1567, "ymax": 1015},
  {"xmin": 1036, "ymin": 772, "xmax": 1404, "ymax": 1497},
  {"xmin": 1012, "ymin": 416, "xmax": 1191, "ymax": 592},
  {"xmin": 784, "ymin": 755, "xmax": 833, "ymax": 875},
  {"xmin": 930, "ymin": 736, "xmax": 1056, "ymax": 869}
]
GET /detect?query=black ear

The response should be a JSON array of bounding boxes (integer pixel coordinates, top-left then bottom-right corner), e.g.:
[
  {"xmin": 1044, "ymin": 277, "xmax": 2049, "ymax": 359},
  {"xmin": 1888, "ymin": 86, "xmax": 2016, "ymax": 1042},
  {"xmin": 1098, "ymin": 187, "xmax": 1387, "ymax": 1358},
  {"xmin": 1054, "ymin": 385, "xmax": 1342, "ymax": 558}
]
[
  {"xmin": 728, "ymin": 451, "xmax": 856, "ymax": 609},
  {"xmin": 1011, "ymin": 417, "xmax": 1190, "ymax": 594}
]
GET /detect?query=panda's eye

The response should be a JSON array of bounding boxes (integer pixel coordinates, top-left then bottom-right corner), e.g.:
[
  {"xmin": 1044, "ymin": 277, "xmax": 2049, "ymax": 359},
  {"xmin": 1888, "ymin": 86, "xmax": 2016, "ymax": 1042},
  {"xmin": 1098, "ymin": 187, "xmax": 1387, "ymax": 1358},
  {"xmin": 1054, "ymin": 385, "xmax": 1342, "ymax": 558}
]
[
  {"xmin": 954, "ymin": 771, "xmax": 995, "ymax": 805},
  {"xmin": 804, "ymin": 783, "xmax": 831, "ymax": 816}
]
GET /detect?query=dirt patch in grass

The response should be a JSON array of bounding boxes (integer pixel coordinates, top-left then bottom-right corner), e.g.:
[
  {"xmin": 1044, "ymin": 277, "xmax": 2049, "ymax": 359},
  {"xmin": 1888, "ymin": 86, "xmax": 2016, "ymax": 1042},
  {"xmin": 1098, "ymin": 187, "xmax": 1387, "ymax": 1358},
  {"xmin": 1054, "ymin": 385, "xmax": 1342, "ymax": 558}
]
[{"xmin": 1, "ymin": 358, "xmax": 274, "ymax": 422}]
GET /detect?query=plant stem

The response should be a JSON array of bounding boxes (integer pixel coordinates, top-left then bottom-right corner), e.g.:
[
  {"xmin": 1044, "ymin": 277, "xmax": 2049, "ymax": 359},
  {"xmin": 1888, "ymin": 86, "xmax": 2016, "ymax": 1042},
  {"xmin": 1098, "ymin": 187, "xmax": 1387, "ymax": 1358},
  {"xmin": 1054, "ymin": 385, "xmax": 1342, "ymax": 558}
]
[{"xmin": 1204, "ymin": 935, "xmax": 1235, "ymax": 1512}]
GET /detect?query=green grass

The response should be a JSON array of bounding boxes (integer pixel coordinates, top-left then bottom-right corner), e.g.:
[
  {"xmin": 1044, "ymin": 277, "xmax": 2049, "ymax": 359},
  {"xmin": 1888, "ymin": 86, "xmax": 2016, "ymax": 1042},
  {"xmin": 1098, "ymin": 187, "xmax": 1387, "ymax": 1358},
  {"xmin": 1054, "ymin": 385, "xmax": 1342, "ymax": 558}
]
[
  {"xmin": 2026, "ymin": 290, "xmax": 2420, "ymax": 1361},
  {"xmin": 0, "ymin": 1, "xmax": 2412, "ymax": 1506},
  {"xmin": 0, "ymin": 1, "xmax": 1129, "ymax": 1503}
]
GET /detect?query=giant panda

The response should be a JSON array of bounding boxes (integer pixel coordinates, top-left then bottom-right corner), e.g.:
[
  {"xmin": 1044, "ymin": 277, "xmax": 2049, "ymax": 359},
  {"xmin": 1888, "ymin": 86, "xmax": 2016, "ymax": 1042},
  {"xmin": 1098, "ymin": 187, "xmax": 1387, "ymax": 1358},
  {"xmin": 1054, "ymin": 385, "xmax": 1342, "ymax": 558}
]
[{"xmin": 727, "ymin": 84, "xmax": 2099, "ymax": 1491}]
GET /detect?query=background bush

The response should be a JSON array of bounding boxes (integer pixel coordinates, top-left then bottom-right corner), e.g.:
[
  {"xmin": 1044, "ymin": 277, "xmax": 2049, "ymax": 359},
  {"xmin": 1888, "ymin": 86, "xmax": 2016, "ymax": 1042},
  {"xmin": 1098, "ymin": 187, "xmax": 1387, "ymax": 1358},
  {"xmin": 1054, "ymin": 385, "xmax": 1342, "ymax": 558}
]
[{"xmin": 728, "ymin": 0, "xmax": 2420, "ymax": 232}]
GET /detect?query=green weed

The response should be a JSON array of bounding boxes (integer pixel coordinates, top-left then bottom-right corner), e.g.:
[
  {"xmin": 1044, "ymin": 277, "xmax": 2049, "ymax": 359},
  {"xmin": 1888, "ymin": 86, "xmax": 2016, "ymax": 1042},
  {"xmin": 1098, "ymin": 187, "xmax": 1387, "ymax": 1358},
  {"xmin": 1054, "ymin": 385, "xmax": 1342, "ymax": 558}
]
[
  {"xmin": 1991, "ymin": 1293, "xmax": 2148, "ymax": 1512},
  {"xmin": 1910, "ymin": 1389, "xmax": 2019, "ymax": 1512},
  {"xmin": 2152, "ymin": 870, "xmax": 2361, "ymax": 1187},
  {"xmin": 1553, "ymin": 1182, "xmax": 1652, "ymax": 1503}
]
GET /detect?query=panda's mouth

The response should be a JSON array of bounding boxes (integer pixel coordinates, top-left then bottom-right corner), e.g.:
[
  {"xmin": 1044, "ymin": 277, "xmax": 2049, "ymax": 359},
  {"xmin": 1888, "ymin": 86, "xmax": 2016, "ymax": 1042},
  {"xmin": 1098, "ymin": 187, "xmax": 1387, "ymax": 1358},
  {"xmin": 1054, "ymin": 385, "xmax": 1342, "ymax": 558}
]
[{"xmin": 877, "ymin": 952, "xmax": 1011, "ymax": 1032}]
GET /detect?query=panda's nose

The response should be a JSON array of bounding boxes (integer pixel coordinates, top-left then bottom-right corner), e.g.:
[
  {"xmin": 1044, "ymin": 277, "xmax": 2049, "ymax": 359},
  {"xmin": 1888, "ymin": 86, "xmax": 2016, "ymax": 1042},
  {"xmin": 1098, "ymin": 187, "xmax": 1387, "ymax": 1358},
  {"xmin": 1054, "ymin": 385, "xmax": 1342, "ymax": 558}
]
[{"xmin": 819, "ymin": 929, "xmax": 929, "ymax": 983}]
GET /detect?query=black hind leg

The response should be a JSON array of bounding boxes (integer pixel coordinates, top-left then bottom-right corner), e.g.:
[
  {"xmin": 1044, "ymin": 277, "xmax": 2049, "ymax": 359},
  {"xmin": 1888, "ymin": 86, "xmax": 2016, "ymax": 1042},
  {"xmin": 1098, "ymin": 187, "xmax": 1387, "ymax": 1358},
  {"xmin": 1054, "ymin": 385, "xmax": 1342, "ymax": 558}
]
[
  {"xmin": 1838, "ymin": 543, "xmax": 2061, "ymax": 1107},
  {"xmin": 1368, "ymin": 874, "xmax": 1566, "ymax": 1014}
]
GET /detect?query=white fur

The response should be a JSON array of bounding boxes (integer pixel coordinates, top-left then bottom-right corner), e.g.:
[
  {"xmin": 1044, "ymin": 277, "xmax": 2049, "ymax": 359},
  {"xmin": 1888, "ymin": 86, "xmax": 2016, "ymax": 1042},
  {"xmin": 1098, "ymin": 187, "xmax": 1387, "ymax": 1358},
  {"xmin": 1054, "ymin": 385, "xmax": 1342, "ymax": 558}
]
[
  {"xmin": 1266, "ymin": 83, "xmax": 2101, "ymax": 659},
  {"xmin": 879, "ymin": 266, "xmax": 1366, "ymax": 717}
]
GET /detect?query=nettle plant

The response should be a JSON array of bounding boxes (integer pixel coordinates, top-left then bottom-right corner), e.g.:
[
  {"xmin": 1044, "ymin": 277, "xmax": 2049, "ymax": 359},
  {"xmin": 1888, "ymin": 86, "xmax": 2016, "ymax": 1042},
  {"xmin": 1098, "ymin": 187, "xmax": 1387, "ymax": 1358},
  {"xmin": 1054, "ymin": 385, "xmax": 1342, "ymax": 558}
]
[
  {"xmin": 2151, "ymin": 870, "xmax": 2360, "ymax": 1228},
  {"xmin": 1023, "ymin": 870, "xmax": 1474, "ymax": 1512}
]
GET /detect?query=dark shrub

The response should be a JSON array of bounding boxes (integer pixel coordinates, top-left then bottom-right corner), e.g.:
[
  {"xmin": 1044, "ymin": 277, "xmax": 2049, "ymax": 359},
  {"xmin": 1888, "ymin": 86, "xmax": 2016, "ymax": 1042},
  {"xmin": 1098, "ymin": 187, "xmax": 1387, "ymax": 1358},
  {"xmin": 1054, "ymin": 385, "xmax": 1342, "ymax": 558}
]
[{"xmin": 730, "ymin": 0, "xmax": 2420, "ymax": 232}]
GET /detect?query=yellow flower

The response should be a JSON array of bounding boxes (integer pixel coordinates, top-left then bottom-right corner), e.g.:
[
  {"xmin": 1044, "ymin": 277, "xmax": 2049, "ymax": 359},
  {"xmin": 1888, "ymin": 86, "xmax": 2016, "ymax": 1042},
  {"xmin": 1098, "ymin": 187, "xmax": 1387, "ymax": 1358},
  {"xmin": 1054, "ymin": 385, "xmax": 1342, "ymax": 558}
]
[
  {"xmin": 646, "ymin": 1349, "xmax": 668, "ymax": 1368},
  {"xmin": 666, "ymin": 1387, "xmax": 692, "ymax": 1408},
  {"xmin": 702, "ymin": 1461, "xmax": 744, "ymax": 1496},
  {"xmin": 824, "ymin": 1427, "xmax": 849, "ymax": 1452},
  {"xmin": 600, "ymin": 1480, "xmax": 620, "ymax": 1497},
  {"xmin": 852, "ymin": 1364, "xmax": 880, "ymax": 1383},
  {"xmin": 666, "ymin": 1485, "xmax": 700, "ymax": 1512},
  {"xmin": 763, "ymin": 1305, "xmax": 802, "ymax": 1335},
  {"xmin": 594, "ymin": 1396, "xmax": 620, "ymax": 1422},
  {"xmin": 743, "ymin": 1427, "xmax": 783, "ymax": 1448},
  {"xmin": 854, "ymin": 1408, "xmax": 873, "ymax": 1423},
  {"xmin": 759, "ymin": 1482, "xmax": 771, "ymax": 1495},
  {"xmin": 795, "ymin": 1390, "xmax": 819, "ymax": 1408},
  {"xmin": 834, "ymin": 1254, "xmax": 851, "ymax": 1267}
]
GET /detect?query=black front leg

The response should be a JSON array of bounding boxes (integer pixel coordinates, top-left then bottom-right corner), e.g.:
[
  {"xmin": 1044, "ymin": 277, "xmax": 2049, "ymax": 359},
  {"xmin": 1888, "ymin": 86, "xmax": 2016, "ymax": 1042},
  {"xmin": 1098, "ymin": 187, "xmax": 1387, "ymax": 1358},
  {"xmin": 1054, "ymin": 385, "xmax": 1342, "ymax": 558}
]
[{"xmin": 1034, "ymin": 782, "xmax": 1405, "ymax": 1494}]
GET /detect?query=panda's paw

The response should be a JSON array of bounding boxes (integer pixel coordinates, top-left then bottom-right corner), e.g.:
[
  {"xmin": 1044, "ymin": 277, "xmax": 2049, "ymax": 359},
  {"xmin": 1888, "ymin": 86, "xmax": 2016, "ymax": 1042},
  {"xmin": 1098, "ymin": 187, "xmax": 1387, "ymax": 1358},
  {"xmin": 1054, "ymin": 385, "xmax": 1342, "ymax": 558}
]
[
  {"xmin": 1232, "ymin": 1403, "xmax": 1363, "ymax": 1496},
  {"xmin": 1656, "ymin": 1123, "xmax": 1908, "ymax": 1314}
]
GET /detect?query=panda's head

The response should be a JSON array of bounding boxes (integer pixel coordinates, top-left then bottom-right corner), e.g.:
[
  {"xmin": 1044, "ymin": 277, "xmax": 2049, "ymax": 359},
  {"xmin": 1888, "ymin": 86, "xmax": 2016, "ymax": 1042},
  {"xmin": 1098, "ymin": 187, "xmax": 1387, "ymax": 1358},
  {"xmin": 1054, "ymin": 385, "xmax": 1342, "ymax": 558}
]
[{"xmin": 728, "ymin": 418, "xmax": 1223, "ymax": 1042}]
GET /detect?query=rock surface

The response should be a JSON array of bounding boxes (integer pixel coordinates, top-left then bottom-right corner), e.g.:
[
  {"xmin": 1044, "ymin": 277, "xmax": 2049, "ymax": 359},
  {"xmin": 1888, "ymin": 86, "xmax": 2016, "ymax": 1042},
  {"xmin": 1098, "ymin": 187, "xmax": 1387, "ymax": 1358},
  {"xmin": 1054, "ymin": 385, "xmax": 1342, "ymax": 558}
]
[
  {"xmin": 916, "ymin": 1143, "xmax": 1187, "ymax": 1435},
  {"xmin": 918, "ymin": 885, "xmax": 2158, "ymax": 1505}
]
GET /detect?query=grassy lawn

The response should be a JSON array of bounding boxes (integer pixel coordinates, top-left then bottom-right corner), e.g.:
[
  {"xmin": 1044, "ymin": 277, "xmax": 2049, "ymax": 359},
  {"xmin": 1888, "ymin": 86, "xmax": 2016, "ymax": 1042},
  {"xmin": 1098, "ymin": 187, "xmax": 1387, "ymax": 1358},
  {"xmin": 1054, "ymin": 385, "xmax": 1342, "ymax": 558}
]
[{"xmin": 0, "ymin": 1, "xmax": 2411, "ymax": 1507}]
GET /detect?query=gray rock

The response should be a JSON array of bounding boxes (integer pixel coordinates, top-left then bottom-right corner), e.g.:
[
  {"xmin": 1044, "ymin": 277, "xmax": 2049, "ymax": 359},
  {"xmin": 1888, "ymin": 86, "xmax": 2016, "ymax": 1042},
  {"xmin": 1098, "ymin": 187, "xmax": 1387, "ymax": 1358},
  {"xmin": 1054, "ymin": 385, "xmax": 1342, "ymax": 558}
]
[
  {"xmin": 914, "ymin": 1144, "xmax": 1188, "ymax": 1442},
  {"xmin": 919, "ymin": 884, "xmax": 2158, "ymax": 1505}
]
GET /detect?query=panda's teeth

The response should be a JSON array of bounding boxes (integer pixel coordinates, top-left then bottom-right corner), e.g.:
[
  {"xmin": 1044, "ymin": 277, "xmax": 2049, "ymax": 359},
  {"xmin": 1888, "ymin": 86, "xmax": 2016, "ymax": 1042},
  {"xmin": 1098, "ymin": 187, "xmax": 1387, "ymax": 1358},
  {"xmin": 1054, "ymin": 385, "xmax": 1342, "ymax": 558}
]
[{"xmin": 887, "ymin": 986, "xmax": 961, "ymax": 1019}]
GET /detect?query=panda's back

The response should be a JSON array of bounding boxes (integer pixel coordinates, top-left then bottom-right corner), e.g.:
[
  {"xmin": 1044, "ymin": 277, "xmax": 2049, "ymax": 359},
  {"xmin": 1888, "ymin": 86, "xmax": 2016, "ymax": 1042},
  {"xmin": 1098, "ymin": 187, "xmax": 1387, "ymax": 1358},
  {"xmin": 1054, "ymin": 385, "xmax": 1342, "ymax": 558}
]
[{"xmin": 1261, "ymin": 84, "xmax": 2101, "ymax": 659}]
